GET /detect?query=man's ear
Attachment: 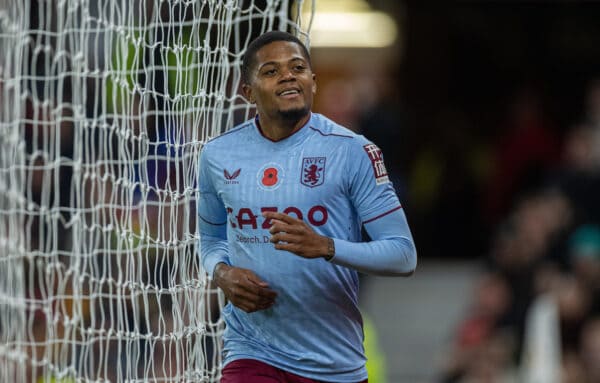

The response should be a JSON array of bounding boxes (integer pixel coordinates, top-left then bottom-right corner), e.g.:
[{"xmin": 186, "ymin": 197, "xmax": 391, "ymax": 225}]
[
  {"xmin": 242, "ymin": 83, "xmax": 255, "ymax": 104},
  {"xmin": 312, "ymin": 73, "xmax": 317, "ymax": 94}
]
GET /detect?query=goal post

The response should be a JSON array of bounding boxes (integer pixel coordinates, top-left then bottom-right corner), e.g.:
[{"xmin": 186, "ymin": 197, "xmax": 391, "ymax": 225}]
[{"xmin": 0, "ymin": 1, "xmax": 313, "ymax": 382}]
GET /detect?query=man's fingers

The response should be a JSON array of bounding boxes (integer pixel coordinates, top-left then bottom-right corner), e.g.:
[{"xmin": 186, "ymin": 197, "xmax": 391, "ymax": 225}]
[
  {"xmin": 270, "ymin": 236, "xmax": 303, "ymax": 254},
  {"xmin": 273, "ymin": 242, "xmax": 298, "ymax": 252},
  {"xmin": 269, "ymin": 220, "xmax": 301, "ymax": 235},
  {"xmin": 245, "ymin": 274, "xmax": 277, "ymax": 295},
  {"xmin": 270, "ymin": 232, "xmax": 303, "ymax": 245},
  {"xmin": 227, "ymin": 270, "xmax": 276, "ymax": 302},
  {"xmin": 243, "ymin": 275, "xmax": 278, "ymax": 299},
  {"xmin": 262, "ymin": 211, "xmax": 299, "ymax": 225},
  {"xmin": 269, "ymin": 232, "xmax": 287, "ymax": 243},
  {"xmin": 230, "ymin": 284, "xmax": 276, "ymax": 307},
  {"xmin": 218, "ymin": 266, "xmax": 277, "ymax": 313}
]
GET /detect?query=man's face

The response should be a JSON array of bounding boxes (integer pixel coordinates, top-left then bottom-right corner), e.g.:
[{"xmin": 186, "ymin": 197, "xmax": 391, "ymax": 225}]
[{"xmin": 243, "ymin": 40, "xmax": 316, "ymax": 122}]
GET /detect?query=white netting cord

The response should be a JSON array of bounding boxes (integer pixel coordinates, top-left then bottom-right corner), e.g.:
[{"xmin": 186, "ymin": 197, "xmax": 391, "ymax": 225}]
[
  {"xmin": 0, "ymin": 0, "xmax": 312, "ymax": 382},
  {"xmin": 1, "ymin": 1, "xmax": 30, "ymax": 383}
]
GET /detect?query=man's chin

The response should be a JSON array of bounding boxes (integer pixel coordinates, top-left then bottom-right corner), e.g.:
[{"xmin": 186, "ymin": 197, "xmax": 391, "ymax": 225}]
[{"xmin": 279, "ymin": 107, "xmax": 310, "ymax": 122}]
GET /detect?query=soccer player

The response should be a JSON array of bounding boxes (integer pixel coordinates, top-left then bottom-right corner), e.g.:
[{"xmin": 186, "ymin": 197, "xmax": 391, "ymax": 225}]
[{"xmin": 198, "ymin": 31, "xmax": 417, "ymax": 383}]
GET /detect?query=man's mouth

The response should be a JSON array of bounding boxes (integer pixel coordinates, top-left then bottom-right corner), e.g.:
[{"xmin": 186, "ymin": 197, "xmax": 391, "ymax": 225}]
[{"xmin": 278, "ymin": 89, "xmax": 300, "ymax": 97}]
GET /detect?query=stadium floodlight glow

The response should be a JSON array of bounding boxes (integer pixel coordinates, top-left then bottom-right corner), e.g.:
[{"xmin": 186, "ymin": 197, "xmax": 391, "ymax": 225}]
[
  {"xmin": 302, "ymin": 0, "xmax": 398, "ymax": 49},
  {"xmin": 309, "ymin": 11, "xmax": 397, "ymax": 48}
]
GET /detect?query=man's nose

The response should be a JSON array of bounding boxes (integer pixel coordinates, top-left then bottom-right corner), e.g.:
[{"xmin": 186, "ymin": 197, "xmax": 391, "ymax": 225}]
[{"xmin": 279, "ymin": 68, "xmax": 295, "ymax": 81}]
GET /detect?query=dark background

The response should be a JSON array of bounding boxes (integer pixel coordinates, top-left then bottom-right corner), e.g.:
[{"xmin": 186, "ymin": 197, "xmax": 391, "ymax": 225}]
[{"xmin": 355, "ymin": 2, "xmax": 600, "ymax": 260}]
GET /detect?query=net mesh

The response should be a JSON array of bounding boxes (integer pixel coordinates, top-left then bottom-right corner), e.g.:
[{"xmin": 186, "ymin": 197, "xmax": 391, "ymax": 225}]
[{"xmin": 0, "ymin": 1, "xmax": 313, "ymax": 381}]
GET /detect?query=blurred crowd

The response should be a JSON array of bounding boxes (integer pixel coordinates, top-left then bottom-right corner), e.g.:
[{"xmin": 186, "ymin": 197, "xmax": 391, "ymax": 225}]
[{"xmin": 435, "ymin": 79, "xmax": 600, "ymax": 382}]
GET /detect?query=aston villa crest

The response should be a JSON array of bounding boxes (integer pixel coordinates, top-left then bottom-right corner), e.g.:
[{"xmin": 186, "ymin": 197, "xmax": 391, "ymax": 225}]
[{"xmin": 301, "ymin": 157, "xmax": 326, "ymax": 187}]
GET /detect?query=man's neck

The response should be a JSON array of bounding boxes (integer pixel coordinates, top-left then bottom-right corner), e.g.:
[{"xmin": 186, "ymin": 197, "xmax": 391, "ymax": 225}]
[{"xmin": 257, "ymin": 112, "xmax": 311, "ymax": 141}]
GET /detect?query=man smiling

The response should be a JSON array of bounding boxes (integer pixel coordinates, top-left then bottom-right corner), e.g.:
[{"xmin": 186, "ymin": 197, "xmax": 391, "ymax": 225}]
[{"xmin": 198, "ymin": 31, "xmax": 417, "ymax": 383}]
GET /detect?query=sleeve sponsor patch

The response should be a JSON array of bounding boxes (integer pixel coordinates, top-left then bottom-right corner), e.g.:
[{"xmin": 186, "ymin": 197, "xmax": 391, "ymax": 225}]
[{"xmin": 362, "ymin": 143, "xmax": 390, "ymax": 185}]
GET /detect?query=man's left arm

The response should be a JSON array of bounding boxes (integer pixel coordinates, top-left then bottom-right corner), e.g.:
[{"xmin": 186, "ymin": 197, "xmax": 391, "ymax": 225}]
[
  {"xmin": 334, "ymin": 138, "xmax": 417, "ymax": 276},
  {"xmin": 330, "ymin": 208, "xmax": 417, "ymax": 276},
  {"xmin": 264, "ymin": 207, "xmax": 416, "ymax": 276},
  {"xmin": 264, "ymin": 138, "xmax": 416, "ymax": 276}
]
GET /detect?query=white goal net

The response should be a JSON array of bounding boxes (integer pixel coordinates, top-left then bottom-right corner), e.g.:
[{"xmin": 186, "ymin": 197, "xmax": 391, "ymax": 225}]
[{"xmin": 0, "ymin": 1, "xmax": 312, "ymax": 382}]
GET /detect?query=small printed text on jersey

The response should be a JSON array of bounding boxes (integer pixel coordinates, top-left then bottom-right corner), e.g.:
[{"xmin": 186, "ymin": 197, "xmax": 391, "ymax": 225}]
[{"xmin": 363, "ymin": 144, "xmax": 389, "ymax": 185}]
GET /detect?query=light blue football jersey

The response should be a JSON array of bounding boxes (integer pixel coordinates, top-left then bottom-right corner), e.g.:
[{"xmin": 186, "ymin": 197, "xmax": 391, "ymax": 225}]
[{"xmin": 198, "ymin": 113, "xmax": 403, "ymax": 382}]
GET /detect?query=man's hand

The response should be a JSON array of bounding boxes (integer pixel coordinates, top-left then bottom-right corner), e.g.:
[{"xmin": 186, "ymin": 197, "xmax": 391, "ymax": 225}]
[
  {"xmin": 262, "ymin": 211, "xmax": 330, "ymax": 259},
  {"xmin": 213, "ymin": 263, "xmax": 277, "ymax": 313}
]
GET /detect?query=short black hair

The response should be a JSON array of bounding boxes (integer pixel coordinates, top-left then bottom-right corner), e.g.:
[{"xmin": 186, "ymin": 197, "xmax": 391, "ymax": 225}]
[{"xmin": 241, "ymin": 31, "xmax": 311, "ymax": 84}]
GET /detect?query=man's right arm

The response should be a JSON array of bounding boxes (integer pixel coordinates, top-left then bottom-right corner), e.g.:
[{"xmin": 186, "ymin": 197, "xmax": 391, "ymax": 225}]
[
  {"xmin": 199, "ymin": 220, "xmax": 277, "ymax": 313},
  {"xmin": 197, "ymin": 147, "xmax": 231, "ymax": 278},
  {"xmin": 212, "ymin": 263, "xmax": 277, "ymax": 313},
  {"xmin": 198, "ymin": 148, "xmax": 277, "ymax": 312}
]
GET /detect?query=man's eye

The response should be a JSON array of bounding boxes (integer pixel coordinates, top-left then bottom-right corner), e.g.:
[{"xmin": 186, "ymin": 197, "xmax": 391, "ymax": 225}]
[
  {"xmin": 263, "ymin": 69, "xmax": 277, "ymax": 76},
  {"xmin": 293, "ymin": 65, "xmax": 306, "ymax": 72}
]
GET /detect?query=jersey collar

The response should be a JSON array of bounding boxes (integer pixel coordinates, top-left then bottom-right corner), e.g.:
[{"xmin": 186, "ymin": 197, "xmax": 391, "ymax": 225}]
[{"xmin": 253, "ymin": 113, "xmax": 313, "ymax": 147}]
